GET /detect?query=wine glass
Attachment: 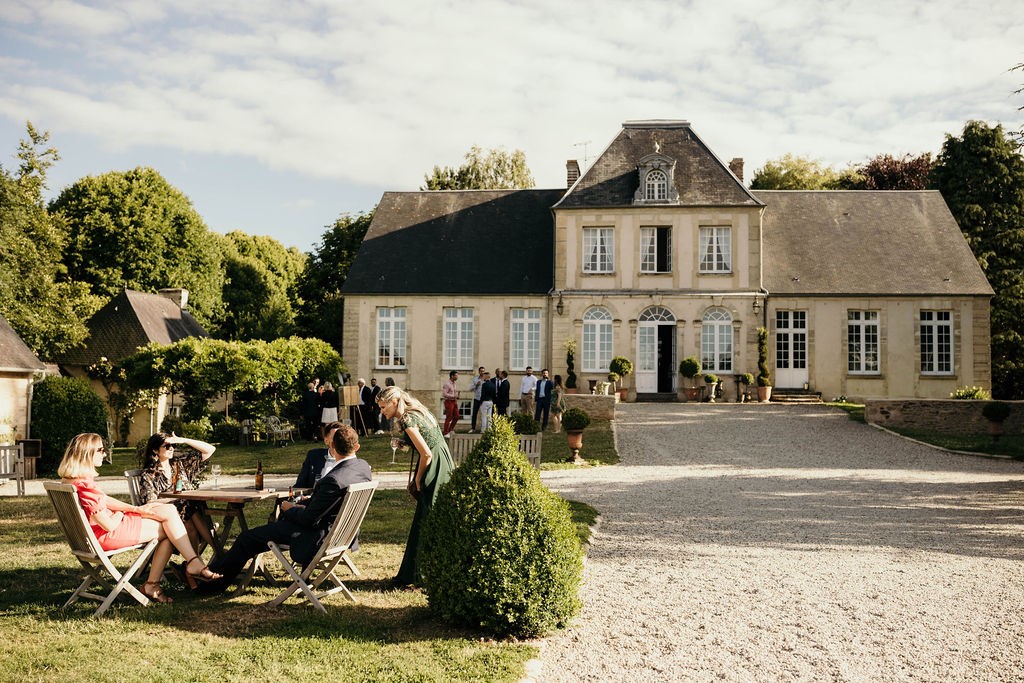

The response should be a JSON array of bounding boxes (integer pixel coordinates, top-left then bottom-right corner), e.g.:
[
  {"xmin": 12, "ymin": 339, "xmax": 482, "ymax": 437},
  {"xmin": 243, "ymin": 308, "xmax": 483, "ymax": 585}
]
[
  {"xmin": 390, "ymin": 438, "xmax": 400, "ymax": 464},
  {"xmin": 210, "ymin": 464, "xmax": 222, "ymax": 489}
]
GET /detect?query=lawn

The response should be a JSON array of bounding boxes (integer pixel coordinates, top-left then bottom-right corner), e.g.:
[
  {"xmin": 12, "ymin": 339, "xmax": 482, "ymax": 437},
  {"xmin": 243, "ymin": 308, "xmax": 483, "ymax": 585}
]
[{"xmin": 0, "ymin": 487, "xmax": 599, "ymax": 683}]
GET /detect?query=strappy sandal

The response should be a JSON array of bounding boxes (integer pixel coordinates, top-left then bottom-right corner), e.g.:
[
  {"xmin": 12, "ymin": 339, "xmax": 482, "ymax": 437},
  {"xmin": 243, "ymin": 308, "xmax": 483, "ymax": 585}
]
[
  {"xmin": 184, "ymin": 556, "xmax": 222, "ymax": 589},
  {"xmin": 141, "ymin": 581, "xmax": 173, "ymax": 604}
]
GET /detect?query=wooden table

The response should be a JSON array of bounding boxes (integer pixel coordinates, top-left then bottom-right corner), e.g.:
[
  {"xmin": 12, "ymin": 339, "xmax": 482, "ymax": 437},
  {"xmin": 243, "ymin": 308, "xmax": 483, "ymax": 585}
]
[{"xmin": 160, "ymin": 487, "xmax": 307, "ymax": 591}]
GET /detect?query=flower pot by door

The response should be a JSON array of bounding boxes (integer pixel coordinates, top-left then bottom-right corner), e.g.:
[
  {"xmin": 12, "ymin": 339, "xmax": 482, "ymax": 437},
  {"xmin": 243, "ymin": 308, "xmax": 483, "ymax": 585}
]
[
  {"xmin": 706, "ymin": 383, "xmax": 719, "ymax": 402},
  {"xmin": 684, "ymin": 387, "xmax": 702, "ymax": 402},
  {"xmin": 618, "ymin": 388, "xmax": 628, "ymax": 402},
  {"xmin": 757, "ymin": 386, "xmax": 772, "ymax": 403}
]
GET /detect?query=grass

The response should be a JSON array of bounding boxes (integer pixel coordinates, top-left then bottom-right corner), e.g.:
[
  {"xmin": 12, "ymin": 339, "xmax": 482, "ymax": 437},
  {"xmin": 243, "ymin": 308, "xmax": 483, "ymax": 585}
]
[
  {"xmin": 825, "ymin": 401, "xmax": 866, "ymax": 423},
  {"xmin": 0, "ymin": 488, "xmax": 600, "ymax": 683},
  {"xmin": 883, "ymin": 428, "xmax": 1024, "ymax": 459}
]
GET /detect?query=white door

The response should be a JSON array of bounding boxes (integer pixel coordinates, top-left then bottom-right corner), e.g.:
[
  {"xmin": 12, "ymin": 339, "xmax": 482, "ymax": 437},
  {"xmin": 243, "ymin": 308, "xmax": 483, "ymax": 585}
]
[
  {"xmin": 774, "ymin": 310, "xmax": 808, "ymax": 389},
  {"xmin": 636, "ymin": 324, "xmax": 658, "ymax": 393}
]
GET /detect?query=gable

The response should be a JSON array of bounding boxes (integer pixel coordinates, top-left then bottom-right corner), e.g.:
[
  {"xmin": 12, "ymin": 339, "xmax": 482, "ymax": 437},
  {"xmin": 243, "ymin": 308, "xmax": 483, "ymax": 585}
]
[
  {"xmin": 756, "ymin": 190, "xmax": 993, "ymax": 296},
  {"xmin": 0, "ymin": 313, "xmax": 45, "ymax": 372},
  {"xmin": 556, "ymin": 120, "xmax": 762, "ymax": 209},
  {"xmin": 343, "ymin": 189, "xmax": 566, "ymax": 295}
]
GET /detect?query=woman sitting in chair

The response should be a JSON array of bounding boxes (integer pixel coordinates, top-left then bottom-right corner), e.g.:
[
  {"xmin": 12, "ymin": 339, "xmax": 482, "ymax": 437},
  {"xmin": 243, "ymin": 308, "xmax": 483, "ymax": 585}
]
[
  {"xmin": 138, "ymin": 433, "xmax": 217, "ymax": 557},
  {"xmin": 58, "ymin": 433, "xmax": 221, "ymax": 604}
]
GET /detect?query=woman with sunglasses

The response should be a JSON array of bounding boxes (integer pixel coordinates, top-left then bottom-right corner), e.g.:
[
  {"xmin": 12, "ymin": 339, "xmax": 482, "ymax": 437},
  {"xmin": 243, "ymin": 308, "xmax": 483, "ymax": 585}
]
[
  {"xmin": 58, "ymin": 433, "xmax": 221, "ymax": 604},
  {"xmin": 138, "ymin": 432, "xmax": 218, "ymax": 557}
]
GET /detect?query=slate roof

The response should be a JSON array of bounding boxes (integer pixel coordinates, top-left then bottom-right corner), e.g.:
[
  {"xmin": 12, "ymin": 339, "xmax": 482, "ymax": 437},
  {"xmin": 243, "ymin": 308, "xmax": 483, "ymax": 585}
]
[
  {"xmin": 556, "ymin": 120, "xmax": 762, "ymax": 209},
  {"xmin": 756, "ymin": 190, "xmax": 993, "ymax": 296},
  {"xmin": 58, "ymin": 289, "xmax": 209, "ymax": 367},
  {"xmin": 0, "ymin": 312, "xmax": 45, "ymax": 373},
  {"xmin": 342, "ymin": 189, "xmax": 566, "ymax": 295}
]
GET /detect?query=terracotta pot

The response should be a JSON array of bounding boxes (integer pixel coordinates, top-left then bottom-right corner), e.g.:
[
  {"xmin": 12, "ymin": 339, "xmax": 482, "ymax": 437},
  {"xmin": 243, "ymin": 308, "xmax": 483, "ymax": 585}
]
[
  {"xmin": 684, "ymin": 387, "xmax": 702, "ymax": 402},
  {"xmin": 757, "ymin": 386, "xmax": 772, "ymax": 403},
  {"xmin": 566, "ymin": 388, "xmax": 580, "ymax": 394},
  {"xmin": 618, "ymin": 388, "xmax": 629, "ymax": 401},
  {"xmin": 988, "ymin": 420, "xmax": 1004, "ymax": 440},
  {"xmin": 565, "ymin": 430, "xmax": 584, "ymax": 450}
]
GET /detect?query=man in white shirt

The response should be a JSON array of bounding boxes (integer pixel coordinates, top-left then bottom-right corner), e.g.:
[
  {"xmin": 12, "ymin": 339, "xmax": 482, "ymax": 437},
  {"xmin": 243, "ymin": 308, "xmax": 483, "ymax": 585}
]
[
  {"xmin": 469, "ymin": 366, "xmax": 486, "ymax": 432},
  {"xmin": 519, "ymin": 366, "xmax": 537, "ymax": 417}
]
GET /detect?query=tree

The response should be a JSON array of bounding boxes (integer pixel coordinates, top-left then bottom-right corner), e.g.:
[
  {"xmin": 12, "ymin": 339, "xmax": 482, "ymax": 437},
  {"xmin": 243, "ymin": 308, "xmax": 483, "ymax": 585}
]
[
  {"xmin": 421, "ymin": 145, "xmax": 535, "ymax": 190},
  {"xmin": 221, "ymin": 231, "xmax": 307, "ymax": 341},
  {"xmin": 0, "ymin": 123, "xmax": 98, "ymax": 359},
  {"xmin": 931, "ymin": 120, "xmax": 1024, "ymax": 398},
  {"xmin": 750, "ymin": 154, "xmax": 861, "ymax": 190},
  {"xmin": 294, "ymin": 209, "xmax": 375, "ymax": 348},
  {"xmin": 49, "ymin": 167, "xmax": 226, "ymax": 332},
  {"xmin": 856, "ymin": 153, "xmax": 933, "ymax": 190},
  {"xmin": 1012, "ymin": 61, "xmax": 1024, "ymax": 148}
]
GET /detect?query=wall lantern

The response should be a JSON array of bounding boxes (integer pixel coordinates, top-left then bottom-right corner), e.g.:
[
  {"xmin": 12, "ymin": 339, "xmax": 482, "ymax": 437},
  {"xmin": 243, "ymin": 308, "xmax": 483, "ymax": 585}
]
[
  {"xmin": 556, "ymin": 291, "xmax": 564, "ymax": 316},
  {"xmin": 752, "ymin": 297, "xmax": 761, "ymax": 314}
]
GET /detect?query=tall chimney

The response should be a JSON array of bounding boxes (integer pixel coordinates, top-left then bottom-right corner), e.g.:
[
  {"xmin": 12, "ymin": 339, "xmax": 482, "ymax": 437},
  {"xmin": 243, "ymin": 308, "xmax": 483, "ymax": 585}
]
[
  {"xmin": 566, "ymin": 160, "xmax": 580, "ymax": 187},
  {"xmin": 729, "ymin": 157, "xmax": 744, "ymax": 183},
  {"xmin": 158, "ymin": 288, "xmax": 189, "ymax": 310}
]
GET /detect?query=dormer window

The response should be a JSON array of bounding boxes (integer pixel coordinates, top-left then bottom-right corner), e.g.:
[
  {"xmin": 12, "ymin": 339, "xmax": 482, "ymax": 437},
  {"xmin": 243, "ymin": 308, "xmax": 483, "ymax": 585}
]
[{"xmin": 633, "ymin": 153, "xmax": 679, "ymax": 205}]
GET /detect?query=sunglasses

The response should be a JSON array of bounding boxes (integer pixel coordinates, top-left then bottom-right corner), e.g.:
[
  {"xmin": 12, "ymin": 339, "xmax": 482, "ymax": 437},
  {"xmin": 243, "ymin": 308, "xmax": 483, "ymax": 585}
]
[
  {"xmin": 162, "ymin": 444, "xmax": 175, "ymax": 450},
  {"xmin": 96, "ymin": 446, "xmax": 106, "ymax": 453}
]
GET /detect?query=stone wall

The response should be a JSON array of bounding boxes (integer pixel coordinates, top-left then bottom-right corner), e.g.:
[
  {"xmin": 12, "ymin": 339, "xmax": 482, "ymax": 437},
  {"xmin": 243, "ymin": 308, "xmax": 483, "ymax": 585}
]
[
  {"xmin": 563, "ymin": 393, "xmax": 617, "ymax": 421},
  {"xmin": 865, "ymin": 399, "xmax": 1023, "ymax": 435}
]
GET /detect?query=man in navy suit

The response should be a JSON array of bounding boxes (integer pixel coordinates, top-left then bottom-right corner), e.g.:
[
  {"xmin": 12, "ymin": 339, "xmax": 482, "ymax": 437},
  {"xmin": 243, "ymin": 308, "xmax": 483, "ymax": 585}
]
[
  {"xmin": 201, "ymin": 425, "xmax": 372, "ymax": 592},
  {"xmin": 533, "ymin": 368, "xmax": 554, "ymax": 430},
  {"xmin": 294, "ymin": 421, "xmax": 343, "ymax": 488},
  {"xmin": 495, "ymin": 370, "xmax": 511, "ymax": 416}
]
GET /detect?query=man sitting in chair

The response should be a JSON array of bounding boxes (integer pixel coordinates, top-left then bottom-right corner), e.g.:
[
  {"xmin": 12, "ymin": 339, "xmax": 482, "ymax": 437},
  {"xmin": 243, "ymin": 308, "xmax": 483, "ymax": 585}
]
[
  {"xmin": 294, "ymin": 421, "xmax": 344, "ymax": 488},
  {"xmin": 199, "ymin": 424, "xmax": 372, "ymax": 593}
]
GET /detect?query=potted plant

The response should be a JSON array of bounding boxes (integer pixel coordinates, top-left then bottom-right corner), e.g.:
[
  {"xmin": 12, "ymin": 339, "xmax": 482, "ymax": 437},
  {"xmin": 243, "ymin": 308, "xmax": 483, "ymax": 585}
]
[
  {"xmin": 756, "ymin": 327, "xmax": 772, "ymax": 402},
  {"xmin": 564, "ymin": 338, "xmax": 578, "ymax": 393},
  {"xmin": 679, "ymin": 356, "xmax": 703, "ymax": 402},
  {"xmin": 609, "ymin": 356, "xmax": 633, "ymax": 401},
  {"xmin": 703, "ymin": 373, "xmax": 720, "ymax": 402},
  {"xmin": 607, "ymin": 372, "xmax": 620, "ymax": 394},
  {"xmin": 561, "ymin": 407, "xmax": 591, "ymax": 463},
  {"xmin": 739, "ymin": 372, "xmax": 754, "ymax": 403},
  {"xmin": 982, "ymin": 401, "xmax": 1012, "ymax": 441}
]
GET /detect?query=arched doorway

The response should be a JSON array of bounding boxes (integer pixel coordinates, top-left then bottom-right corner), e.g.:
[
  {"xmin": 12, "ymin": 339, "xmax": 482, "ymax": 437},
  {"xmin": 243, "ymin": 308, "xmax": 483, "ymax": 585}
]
[{"xmin": 636, "ymin": 306, "xmax": 676, "ymax": 393}]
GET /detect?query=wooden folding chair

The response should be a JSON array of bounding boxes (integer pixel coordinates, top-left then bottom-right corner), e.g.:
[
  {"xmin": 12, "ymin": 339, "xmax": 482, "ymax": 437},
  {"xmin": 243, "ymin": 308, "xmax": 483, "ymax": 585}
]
[
  {"xmin": 0, "ymin": 443, "xmax": 26, "ymax": 496},
  {"xmin": 264, "ymin": 480, "xmax": 378, "ymax": 612},
  {"xmin": 43, "ymin": 481, "xmax": 158, "ymax": 616},
  {"xmin": 123, "ymin": 469, "xmax": 144, "ymax": 506}
]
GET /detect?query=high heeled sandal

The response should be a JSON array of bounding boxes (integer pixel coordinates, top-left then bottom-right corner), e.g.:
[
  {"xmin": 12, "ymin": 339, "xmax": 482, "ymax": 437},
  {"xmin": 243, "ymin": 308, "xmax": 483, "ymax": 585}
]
[
  {"xmin": 141, "ymin": 581, "xmax": 173, "ymax": 604},
  {"xmin": 185, "ymin": 556, "xmax": 222, "ymax": 588}
]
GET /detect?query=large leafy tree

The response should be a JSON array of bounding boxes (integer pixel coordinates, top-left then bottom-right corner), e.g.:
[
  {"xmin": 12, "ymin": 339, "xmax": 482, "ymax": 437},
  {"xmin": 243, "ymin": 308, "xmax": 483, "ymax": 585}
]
[
  {"xmin": 750, "ymin": 154, "xmax": 862, "ymax": 190},
  {"xmin": 856, "ymin": 153, "xmax": 933, "ymax": 190},
  {"xmin": 295, "ymin": 209, "xmax": 375, "ymax": 347},
  {"xmin": 0, "ymin": 123, "xmax": 98, "ymax": 358},
  {"xmin": 221, "ymin": 231, "xmax": 307, "ymax": 341},
  {"xmin": 422, "ymin": 145, "xmax": 535, "ymax": 190},
  {"xmin": 49, "ymin": 167, "xmax": 226, "ymax": 332},
  {"xmin": 931, "ymin": 121, "xmax": 1024, "ymax": 398}
]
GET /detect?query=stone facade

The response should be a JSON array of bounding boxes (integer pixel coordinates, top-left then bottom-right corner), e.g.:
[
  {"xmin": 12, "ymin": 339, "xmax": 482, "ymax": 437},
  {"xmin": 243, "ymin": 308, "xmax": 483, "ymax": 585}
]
[{"xmin": 866, "ymin": 399, "xmax": 1022, "ymax": 435}]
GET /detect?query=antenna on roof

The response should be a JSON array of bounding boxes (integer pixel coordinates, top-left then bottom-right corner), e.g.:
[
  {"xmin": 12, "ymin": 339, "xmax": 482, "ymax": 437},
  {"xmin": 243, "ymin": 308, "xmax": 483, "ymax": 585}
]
[{"xmin": 573, "ymin": 140, "xmax": 593, "ymax": 167}]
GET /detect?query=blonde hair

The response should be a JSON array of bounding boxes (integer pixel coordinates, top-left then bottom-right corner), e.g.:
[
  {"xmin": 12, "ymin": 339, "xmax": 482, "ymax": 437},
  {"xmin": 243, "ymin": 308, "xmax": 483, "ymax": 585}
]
[
  {"xmin": 58, "ymin": 433, "xmax": 105, "ymax": 480},
  {"xmin": 376, "ymin": 386, "xmax": 439, "ymax": 430}
]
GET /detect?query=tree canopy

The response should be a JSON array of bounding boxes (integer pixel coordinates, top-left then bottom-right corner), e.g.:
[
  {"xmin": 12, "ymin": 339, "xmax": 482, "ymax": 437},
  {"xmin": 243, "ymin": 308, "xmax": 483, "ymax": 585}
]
[
  {"xmin": 856, "ymin": 153, "xmax": 933, "ymax": 190},
  {"xmin": 750, "ymin": 154, "xmax": 862, "ymax": 190},
  {"xmin": 49, "ymin": 167, "xmax": 227, "ymax": 332},
  {"xmin": 221, "ymin": 231, "xmax": 307, "ymax": 341},
  {"xmin": 421, "ymin": 145, "xmax": 535, "ymax": 190},
  {"xmin": 931, "ymin": 120, "xmax": 1024, "ymax": 398}
]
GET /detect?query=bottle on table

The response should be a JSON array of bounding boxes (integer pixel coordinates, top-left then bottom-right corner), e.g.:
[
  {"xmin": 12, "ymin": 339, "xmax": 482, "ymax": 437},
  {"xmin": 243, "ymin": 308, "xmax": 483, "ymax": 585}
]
[
  {"xmin": 255, "ymin": 460, "xmax": 264, "ymax": 490},
  {"xmin": 173, "ymin": 459, "xmax": 184, "ymax": 492}
]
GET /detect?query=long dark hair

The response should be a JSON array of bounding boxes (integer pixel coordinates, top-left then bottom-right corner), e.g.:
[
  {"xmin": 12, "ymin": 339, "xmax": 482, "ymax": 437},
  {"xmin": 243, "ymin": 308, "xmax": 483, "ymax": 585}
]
[{"xmin": 139, "ymin": 432, "xmax": 170, "ymax": 470}]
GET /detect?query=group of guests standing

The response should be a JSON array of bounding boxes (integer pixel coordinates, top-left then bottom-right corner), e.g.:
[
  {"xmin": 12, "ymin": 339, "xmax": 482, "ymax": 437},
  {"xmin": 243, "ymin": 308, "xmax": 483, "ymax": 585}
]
[
  {"xmin": 462, "ymin": 365, "xmax": 567, "ymax": 434},
  {"xmin": 301, "ymin": 377, "xmax": 393, "ymax": 439}
]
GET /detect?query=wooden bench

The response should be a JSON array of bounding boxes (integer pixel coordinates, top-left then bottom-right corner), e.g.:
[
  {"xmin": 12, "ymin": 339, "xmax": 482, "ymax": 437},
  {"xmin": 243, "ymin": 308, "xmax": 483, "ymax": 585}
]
[{"xmin": 447, "ymin": 433, "xmax": 542, "ymax": 469}]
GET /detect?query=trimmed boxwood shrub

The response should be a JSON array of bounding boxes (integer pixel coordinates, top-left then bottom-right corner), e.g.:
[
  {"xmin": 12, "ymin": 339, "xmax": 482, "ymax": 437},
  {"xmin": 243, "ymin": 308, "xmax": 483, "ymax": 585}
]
[
  {"xmin": 561, "ymin": 407, "xmax": 591, "ymax": 431},
  {"xmin": 509, "ymin": 411, "xmax": 540, "ymax": 434},
  {"xmin": 30, "ymin": 375, "xmax": 108, "ymax": 474},
  {"xmin": 212, "ymin": 417, "xmax": 242, "ymax": 445},
  {"xmin": 421, "ymin": 416, "xmax": 583, "ymax": 638}
]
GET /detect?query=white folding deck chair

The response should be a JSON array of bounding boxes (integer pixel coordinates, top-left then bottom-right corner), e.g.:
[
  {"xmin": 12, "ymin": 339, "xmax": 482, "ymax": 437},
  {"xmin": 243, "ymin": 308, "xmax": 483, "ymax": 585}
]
[
  {"xmin": 264, "ymin": 480, "xmax": 379, "ymax": 612},
  {"xmin": 0, "ymin": 443, "xmax": 26, "ymax": 496},
  {"xmin": 124, "ymin": 469, "xmax": 144, "ymax": 506},
  {"xmin": 43, "ymin": 481, "xmax": 158, "ymax": 616}
]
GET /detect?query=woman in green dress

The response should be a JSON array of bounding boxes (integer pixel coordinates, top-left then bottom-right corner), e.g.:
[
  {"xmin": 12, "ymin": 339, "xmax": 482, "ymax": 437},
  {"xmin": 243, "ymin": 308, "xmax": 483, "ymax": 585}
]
[{"xmin": 377, "ymin": 385, "xmax": 455, "ymax": 587}]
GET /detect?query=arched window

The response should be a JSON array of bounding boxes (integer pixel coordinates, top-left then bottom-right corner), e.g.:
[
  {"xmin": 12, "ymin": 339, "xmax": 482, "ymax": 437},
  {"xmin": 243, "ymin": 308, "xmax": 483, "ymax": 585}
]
[
  {"xmin": 582, "ymin": 307, "xmax": 613, "ymax": 372},
  {"xmin": 638, "ymin": 306, "xmax": 676, "ymax": 322},
  {"xmin": 645, "ymin": 169, "xmax": 667, "ymax": 201},
  {"xmin": 701, "ymin": 307, "xmax": 733, "ymax": 372}
]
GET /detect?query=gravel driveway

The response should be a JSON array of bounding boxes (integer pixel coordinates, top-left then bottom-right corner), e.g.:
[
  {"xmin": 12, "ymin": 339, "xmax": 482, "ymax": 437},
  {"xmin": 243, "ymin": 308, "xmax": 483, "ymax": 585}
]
[{"xmin": 535, "ymin": 403, "xmax": 1024, "ymax": 682}]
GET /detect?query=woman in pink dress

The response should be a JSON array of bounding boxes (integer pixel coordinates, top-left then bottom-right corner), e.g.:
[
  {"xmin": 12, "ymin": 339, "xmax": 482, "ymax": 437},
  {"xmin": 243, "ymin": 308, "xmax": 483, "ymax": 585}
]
[{"xmin": 58, "ymin": 433, "xmax": 222, "ymax": 604}]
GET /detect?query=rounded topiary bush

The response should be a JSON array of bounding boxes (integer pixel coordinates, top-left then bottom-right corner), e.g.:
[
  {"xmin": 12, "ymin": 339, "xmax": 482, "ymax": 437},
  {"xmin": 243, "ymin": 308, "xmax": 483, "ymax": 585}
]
[
  {"xmin": 509, "ymin": 411, "xmax": 540, "ymax": 435},
  {"xmin": 421, "ymin": 416, "xmax": 583, "ymax": 638},
  {"xmin": 31, "ymin": 375, "xmax": 108, "ymax": 473}
]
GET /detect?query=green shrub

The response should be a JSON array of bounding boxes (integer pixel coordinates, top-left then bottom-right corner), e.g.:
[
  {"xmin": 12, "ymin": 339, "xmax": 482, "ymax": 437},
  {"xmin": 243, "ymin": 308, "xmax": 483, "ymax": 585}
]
[
  {"xmin": 212, "ymin": 417, "xmax": 242, "ymax": 445},
  {"xmin": 509, "ymin": 412, "xmax": 540, "ymax": 435},
  {"xmin": 180, "ymin": 416, "xmax": 212, "ymax": 440},
  {"xmin": 703, "ymin": 373, "xmax": 719, "ymax": 384},
  {"xmin": 951, "ymin": 386, "xmax": 991, "ymax": 400},
  {"xmin": 421, "ymin": 417, "xmax": 582, "ymax": 638},
  {"xmin": 982, "ymin": 401, "xmax": 1012, "ymax": 423},
  {"xmin": 740, "ymin": 372, "xmax": 754, "ymax": 385},
  {"xmin": 757, "ymin": 327, "xmax": 772, "ymax": 386},
  {"xmin": 30, "ymin": 375, "xmax": 108, "ymax": 473},
  {"xmin": 561, "ymin": 407, "xmax": 591, "ymax": 431},
  {"xmin": 160, "ymin": 414, "xmax": 183, "ymax": 436},
  {"xmin": 679, "ymin": 356, "xmax": 701, "ymax": 380},
  {"xmin": 609, "ymin": 356, "xmax": 633, "ymax": 378}
]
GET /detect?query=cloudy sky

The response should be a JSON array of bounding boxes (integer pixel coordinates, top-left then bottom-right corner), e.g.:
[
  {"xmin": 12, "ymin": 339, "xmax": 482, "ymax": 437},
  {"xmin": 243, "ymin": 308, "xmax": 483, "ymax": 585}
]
[{"xmin": 1, "ymin": 0, "xmax": 1021, "ymax": 252}]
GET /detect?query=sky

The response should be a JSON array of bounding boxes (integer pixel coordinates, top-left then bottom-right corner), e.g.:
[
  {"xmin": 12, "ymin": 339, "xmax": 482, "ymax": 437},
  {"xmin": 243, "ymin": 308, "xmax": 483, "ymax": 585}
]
[{"xmin": 1, "ymin": 0, "xmax": 1022, "ymax": 253}]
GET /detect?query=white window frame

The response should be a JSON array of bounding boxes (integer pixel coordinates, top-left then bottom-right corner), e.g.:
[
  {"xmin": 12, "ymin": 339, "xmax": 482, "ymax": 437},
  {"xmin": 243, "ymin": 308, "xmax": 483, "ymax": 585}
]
[
  {"xmin": 645, "ymin": 169, "xmax": 667, "ymax": 201},
  {"xmin": 920, "ymin": 310, "xmax": 953, "ymax": 375},
  {"xmin": 698, "ymin": 226, "xmax": 732, "ymax": 273},
  {"xmin": 510, "ymin": 308, "xmax": 542, "ymax": 370},
  {"xmin": 640, "ymin": 226, "xmax": 672, "ymax": 273},
  {"xmin": 583, "ymin": 227, "xmax": 614, "ymax": 273},
  {"xmin": 848, "ymin": 310, "xmax": 879, "ymax": 374},
  {"xmin": 582, "ymin": 307, "xmax": 613, "ymax": 372},
  {"xmin": 376, "ymin": 307, "xmax": 407, "ymax": 368},
  {"xmin": 442, "ymin": 307, "xmax": 474, "ymax": 370},
  {"xmin": 701, "ymin": 308, "xmax": 733, "ymax": 373}
]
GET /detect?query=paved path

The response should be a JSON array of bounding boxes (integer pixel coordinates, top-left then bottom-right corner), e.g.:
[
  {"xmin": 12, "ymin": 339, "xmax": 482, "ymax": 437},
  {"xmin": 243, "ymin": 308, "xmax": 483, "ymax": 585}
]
[{"xmin": 536, "ymin": 403, "xmax": 1024, "ymax": 682}]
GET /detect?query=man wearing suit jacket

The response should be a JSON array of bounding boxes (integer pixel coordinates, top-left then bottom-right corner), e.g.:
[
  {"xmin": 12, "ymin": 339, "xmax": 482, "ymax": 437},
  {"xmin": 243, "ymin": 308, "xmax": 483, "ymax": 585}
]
[
  {"xmin": 294, "ymin": 421, "xmax": 343, "ymax": 488},
  {"xmin": 356, "ymin": 378, "xmax": 374, "ymax": 436},
  {"xmin": 534, "ymin": 368, "xmax": 554, "ymax": 430},
  {"xmin": 202, "ymin": 425, "xmax": 372, "ymax": 592},
  {"xmin": 369, "ymin": 378, "xmax": 383, "ymax": 433},
  {"xmin": 495, "ymin": 370, "xmax": 511, "ymax": 417}
]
